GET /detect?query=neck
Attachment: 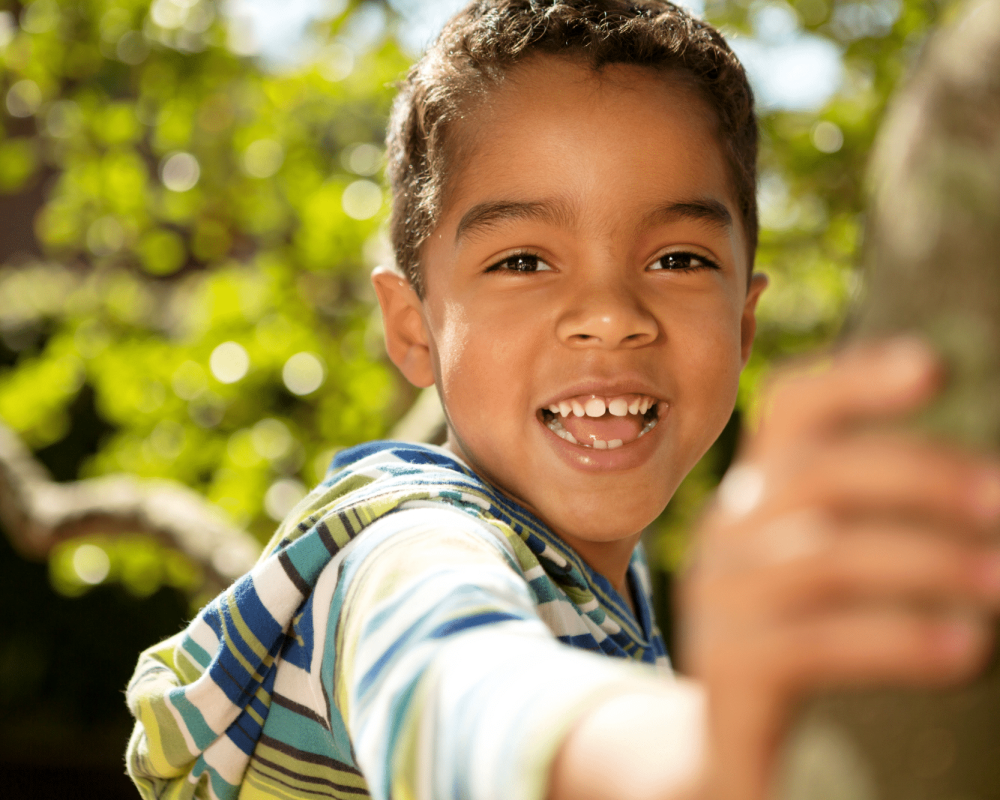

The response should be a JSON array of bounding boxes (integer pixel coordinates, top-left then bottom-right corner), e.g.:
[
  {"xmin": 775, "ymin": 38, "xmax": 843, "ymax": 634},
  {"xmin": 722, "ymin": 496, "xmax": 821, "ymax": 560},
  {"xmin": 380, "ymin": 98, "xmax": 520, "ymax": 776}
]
[
  {"xmin": 441, "ymin": 436, "xmax": 642, "ymax": 608},
  {"xmin": 554, "ymin": 528, "xmax": 642, "ymax": 608}
]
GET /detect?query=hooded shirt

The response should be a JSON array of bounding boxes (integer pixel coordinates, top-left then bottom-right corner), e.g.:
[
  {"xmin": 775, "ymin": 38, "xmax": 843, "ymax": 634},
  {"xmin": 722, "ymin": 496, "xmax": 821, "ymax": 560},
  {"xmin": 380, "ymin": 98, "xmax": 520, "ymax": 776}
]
[{"xmin": 126, "ymin": 441, "xmax": 672, "ymax": 800}]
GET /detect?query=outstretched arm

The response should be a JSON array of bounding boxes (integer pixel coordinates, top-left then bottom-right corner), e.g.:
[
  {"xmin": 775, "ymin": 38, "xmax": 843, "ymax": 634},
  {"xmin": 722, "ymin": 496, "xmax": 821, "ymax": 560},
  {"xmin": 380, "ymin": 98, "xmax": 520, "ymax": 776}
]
[{"xmin": 551, "ymin": 340, "xmax": 1000, "ymax": 800}]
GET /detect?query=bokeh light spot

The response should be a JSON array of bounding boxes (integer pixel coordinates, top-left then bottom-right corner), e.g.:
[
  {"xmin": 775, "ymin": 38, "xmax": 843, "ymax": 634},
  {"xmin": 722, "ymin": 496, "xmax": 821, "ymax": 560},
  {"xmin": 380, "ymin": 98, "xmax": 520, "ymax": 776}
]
[
  {"xmin": 252, "ymin": 417, "xmax": 293, "ymax": 460},
  {"xmin": 151, "ymin": 0, "xmax": 190, "ymax": 29},
  {"xmin": 160, "ymin": 151, "xmax": 201, "ymax": 192},
  {"xmin": 342, "ymin": 179, "xmax": 382, "ymax": 220},
  {"xmin": 320, "ymin": 42, "xmax": 354, "ymax": 81},
  {"xmin": 72, "ymin": 544, "xmax": 111, "ymax": 585},
  {"xmin": 812, "ymin": 120, "xmax": 844, "ymax": 153},
  {"xmin": 20, "ymin": 0, "xmax": 59, "ymax": 35},
  {"xmin": 282, "ymin": 352, "xmax": 325, "ymax": 395},
  {"xmin": 243, "ymin": 139, "xmax": 284, "ymax": 178},
  {"xmin": 265, "ymin": 478, "xmax": 307, "ymax": 521},
  {"xmin": 210, "ymin": 341, "xmax": 250, "ymax": 384},
  {"xmin": 6, "ymin": 80, "xmax": 42, "ymax": 118},
  {"xmin": 0, "ymin": 12, "xmax": 15, "ymax": 47},
  {"xmin": 343, "ymin": 143, "xmax": 382, "ymax": 176},
  {"xmin": 117, "ymin": 31, "xmax": 151, "ymax": 65}
]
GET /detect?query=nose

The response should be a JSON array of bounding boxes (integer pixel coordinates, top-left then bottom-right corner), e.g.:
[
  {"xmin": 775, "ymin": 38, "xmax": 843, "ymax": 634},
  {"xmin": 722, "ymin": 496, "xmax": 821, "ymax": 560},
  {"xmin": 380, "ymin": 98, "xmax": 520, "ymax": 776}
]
[{"xmin": 555, "ymin": 281, "xmax": 658, "ymax": 349}]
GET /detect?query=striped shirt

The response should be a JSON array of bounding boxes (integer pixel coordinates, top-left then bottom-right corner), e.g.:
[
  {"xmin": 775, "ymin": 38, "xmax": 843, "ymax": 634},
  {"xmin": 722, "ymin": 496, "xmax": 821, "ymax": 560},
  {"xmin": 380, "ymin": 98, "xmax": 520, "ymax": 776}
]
[{"xmin": 126, "ymin": 441, "xmax": 673, "ymax": 800}]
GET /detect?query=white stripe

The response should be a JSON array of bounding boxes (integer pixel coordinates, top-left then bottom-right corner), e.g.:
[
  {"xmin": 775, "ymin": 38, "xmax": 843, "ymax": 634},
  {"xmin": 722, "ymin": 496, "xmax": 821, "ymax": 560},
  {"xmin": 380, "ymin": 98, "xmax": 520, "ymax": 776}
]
[
  {"xmin": 202, "ymin": 727, "xmax": 251, "ymax": 785},
  {"xmin": 535, "ymin": 598, "xmax": 600, "ymax": 638},
  {"xmin": 538, "ymin": 543, "xmax": 567, "ymax": 567},
  {"xmin": 249, "ymin": 554, "xmax": 307, "ymax": 622},
  {"xmin": 577, "ymin": 597, "xmax": 599, "ymax": 613},
  {"xmin": 185, "ymin": 617, "xmax": 221, "ymax": 669},
  {"xmin": 182, "ymin": 669, "xmax": 244, "ymax": 736},
  {"xmin": 599, "ymin": 615, "xmax": 622, "ymax": 635}
]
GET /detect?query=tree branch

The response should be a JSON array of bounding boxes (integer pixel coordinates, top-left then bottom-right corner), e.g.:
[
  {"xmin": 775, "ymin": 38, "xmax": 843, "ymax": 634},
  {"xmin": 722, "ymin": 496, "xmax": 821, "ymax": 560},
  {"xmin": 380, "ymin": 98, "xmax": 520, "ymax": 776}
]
[{"xmin": 0, "ymin": 418, "xmax": 260, "ymax": 591}]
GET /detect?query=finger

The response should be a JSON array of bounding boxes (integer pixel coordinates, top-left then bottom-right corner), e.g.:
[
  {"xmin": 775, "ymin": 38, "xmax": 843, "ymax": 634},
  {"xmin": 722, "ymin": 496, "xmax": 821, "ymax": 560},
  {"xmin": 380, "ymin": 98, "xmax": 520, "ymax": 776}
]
[
  {"xmin": 759, "ymin": 434, "xmax": 1000, "ymax": 531},
  {"xmin": 761, "ymin": 523, "xmax": 1000, "ymax": 613},
  {"xmin": 770, "ymin": 606, "xmax": 993, "ymax": 692},
  {"xmin": 756, "ymin": 337, "xmax": 942, "ymax": 449}
]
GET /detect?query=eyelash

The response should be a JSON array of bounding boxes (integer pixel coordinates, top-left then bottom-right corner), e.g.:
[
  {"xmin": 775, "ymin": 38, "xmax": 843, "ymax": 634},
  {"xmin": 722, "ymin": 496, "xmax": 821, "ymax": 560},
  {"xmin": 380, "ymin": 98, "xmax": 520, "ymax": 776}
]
[
  {"xmin": 485, "ymin": 252, "xmax": 551, "ymax": 273},
  {"xmin": 484, "ymin": 250, "xmax": 720, "ymax": 274},
  {"xmin": 649, "ymin": 252, "xmax": 720, "ymax": 272}
]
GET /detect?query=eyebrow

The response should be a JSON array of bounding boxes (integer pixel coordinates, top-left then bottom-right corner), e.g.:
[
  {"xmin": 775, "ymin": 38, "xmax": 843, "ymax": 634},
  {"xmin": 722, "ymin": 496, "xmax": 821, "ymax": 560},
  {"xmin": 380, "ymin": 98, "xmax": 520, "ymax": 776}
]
[
  {"xmin": 644, "ymin": 199, "xmax": 733, "ymax": 231},
  {"xmin": 453, "ymin": 196, "xmax": 734, "ymax": 243},
  {"xmin": 455, "ymin": 199, "xmax": 574, "ymax": 243}
]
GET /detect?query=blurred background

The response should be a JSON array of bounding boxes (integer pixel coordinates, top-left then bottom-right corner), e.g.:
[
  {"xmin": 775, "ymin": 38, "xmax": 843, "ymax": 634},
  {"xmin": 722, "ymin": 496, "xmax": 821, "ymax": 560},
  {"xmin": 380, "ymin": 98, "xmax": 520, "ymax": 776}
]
[{"xmin": 0, "ymin": 0, "xmax": 960, "ymax": 795}]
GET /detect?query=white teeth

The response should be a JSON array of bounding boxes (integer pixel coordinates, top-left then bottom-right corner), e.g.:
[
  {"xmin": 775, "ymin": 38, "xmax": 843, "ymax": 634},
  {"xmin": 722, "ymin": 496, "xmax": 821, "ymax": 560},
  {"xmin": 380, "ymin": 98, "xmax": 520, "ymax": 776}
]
[
  {"xmin": 549, "ymin": 395, "xmax": 657, "ymax": 419},
  {"xmin": 545, "ymin": 414, "xmax": 653, "ymax": 449},
  {"xmin": 584, "ymin": 397, "xmax": 605, "ymax": 417},
  {"xmin": 545, "ymin": 395, "xmax": 663, "ymax": 448}
]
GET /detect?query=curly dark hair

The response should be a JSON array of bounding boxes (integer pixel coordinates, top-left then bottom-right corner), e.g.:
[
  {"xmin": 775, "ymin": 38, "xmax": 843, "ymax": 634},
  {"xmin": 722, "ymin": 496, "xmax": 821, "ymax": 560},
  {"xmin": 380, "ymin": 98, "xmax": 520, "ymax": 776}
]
[{"xmin": 386, "ymin": 0, "xmax": 758, "ymax": 296}]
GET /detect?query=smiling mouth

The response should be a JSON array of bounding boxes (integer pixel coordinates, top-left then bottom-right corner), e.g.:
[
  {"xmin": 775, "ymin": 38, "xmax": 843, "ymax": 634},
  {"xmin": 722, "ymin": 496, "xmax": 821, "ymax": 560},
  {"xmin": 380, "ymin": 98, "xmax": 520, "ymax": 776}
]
[{"xmin": 539, "ymin": 394, "xmax": 662, "ymax": 449}]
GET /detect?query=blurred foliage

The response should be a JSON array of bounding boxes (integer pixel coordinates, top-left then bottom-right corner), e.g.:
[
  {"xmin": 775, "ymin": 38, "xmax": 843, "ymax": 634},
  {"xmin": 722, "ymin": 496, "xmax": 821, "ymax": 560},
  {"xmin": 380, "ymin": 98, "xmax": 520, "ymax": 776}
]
[{"xmin": 0, "ymin": 0, "xmax": 412, "ymax": 600}]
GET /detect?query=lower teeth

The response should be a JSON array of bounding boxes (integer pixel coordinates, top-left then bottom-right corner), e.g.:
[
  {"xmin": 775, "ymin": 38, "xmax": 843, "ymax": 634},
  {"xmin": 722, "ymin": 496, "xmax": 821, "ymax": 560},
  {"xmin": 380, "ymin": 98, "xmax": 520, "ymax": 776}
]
[{"xmin": 544, "ymin": 414, "xmax": 658, "ymax": 448}]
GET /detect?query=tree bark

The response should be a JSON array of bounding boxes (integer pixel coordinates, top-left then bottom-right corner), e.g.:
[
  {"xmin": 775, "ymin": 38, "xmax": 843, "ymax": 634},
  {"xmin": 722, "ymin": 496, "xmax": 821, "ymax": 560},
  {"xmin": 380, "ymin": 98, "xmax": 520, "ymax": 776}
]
[
  {"xmin": 775, "ymin": 1, "xmax": 1000, "ymax": 797},
  {"xmin": 0, "ymin": 419, "xmax": 260, "ymax": 592},
  {"xmin": 0, "ymin": 377, "xmax": 446, "ymax": 594}
]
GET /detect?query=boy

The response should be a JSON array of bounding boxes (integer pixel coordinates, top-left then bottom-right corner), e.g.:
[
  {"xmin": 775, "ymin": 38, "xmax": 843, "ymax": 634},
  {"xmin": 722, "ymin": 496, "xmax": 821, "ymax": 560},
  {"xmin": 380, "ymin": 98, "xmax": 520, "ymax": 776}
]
[{"xmin": 125, "ymin": 2, "xmax": 1000, "ymax": 799}]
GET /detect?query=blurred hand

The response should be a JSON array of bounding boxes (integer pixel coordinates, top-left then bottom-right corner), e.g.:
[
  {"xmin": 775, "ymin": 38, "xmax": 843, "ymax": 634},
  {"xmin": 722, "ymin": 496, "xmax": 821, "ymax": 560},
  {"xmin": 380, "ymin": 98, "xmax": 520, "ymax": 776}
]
[{"xmin": 680, "ymin": 337, "xmax": 1000, "ymax": 800}]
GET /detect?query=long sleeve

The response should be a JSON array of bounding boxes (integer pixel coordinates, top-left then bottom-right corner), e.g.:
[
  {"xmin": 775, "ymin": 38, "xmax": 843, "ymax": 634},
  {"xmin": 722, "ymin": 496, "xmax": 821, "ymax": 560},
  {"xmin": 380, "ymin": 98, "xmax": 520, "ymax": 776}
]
[
  {"xmin": 330, "ymin": 507, "xmax": 666, "ymax": 800},
  {"xmin": 125, "ymin": 441, "xmax": 692, "ymax": 800}
]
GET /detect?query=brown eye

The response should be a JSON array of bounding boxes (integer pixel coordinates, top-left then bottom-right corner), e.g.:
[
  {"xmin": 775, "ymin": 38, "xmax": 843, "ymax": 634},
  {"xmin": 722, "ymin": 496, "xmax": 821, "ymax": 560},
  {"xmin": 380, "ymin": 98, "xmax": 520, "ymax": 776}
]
[
  {"xmin": 650, "ymin": 252, "xmax": 719, "ymax": 271},
  {"xmin": 487, "ymin": 254, "xmax": 553, "ymax": 273}
]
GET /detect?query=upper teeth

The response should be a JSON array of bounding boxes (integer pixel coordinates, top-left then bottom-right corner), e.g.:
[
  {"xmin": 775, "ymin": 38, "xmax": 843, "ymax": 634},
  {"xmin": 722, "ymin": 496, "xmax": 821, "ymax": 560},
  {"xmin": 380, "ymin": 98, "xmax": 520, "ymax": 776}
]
[
  {"xmin": 608, "ymin": 398, "xmax": 628, "ymax": 416},
  {"xmin": 546, "ymin": 394, "xmax": 657, "ymax": 418},
  {"xmin": 584, "ymin": 398, "xmax": 604, "ymax": 417}
]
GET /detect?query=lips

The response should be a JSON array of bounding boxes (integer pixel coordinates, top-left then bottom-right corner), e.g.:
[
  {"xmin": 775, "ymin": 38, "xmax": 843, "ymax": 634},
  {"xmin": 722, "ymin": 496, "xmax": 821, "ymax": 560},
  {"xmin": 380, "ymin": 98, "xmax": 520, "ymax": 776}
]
[{"xmin": 540, "ymin": 392, "xmax": 662, "ymax": 449}]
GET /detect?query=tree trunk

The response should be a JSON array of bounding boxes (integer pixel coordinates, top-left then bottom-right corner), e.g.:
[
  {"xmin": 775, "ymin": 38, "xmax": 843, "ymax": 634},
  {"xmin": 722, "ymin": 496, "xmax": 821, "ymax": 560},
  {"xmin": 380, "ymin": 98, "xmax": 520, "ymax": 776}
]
[{"xmin": 775, "ymin": 1, "xmax": 1000, "ymax": 797}]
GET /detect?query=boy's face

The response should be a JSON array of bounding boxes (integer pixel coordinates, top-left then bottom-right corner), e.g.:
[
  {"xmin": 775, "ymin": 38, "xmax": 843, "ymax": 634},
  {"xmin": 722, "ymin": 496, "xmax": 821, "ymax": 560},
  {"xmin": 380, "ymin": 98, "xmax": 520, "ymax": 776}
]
[{"xmin": 376, "ymin": 57, "xmax": 765, "ymax": 573}]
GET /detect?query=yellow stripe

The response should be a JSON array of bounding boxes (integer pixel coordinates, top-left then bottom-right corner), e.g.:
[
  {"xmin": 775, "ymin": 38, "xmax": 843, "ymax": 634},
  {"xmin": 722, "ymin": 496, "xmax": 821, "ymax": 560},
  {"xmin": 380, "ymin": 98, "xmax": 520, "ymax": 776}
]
[{"xmin": 253, "ymin": 744, "xmax": 368, "ymax": 788}]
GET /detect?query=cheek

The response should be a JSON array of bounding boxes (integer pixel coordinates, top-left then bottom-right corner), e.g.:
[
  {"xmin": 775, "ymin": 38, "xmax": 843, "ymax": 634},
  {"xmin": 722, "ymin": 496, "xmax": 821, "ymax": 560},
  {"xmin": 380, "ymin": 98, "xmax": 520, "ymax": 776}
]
[
  {"xmin": 430, "ymin": 299, "xmax": 471, "ymax": 384},
  {"xmin": 673, "ymin": 301, "xmax": 744, "ymax": 403}
]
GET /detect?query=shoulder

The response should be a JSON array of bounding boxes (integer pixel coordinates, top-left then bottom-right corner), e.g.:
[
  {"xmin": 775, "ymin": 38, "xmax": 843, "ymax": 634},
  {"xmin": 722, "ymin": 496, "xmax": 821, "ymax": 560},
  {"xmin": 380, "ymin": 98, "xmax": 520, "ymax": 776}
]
[{"xmin": 340, "ymin": 504, "xmax": 523, "ymax": 583}]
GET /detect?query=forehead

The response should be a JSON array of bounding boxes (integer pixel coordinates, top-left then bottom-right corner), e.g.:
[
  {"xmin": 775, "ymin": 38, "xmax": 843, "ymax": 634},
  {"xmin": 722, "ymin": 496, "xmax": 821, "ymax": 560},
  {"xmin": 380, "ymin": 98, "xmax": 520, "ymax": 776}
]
[{"xmin": 437, "ymin": 56, "xmax": 739, "ymax": 242}]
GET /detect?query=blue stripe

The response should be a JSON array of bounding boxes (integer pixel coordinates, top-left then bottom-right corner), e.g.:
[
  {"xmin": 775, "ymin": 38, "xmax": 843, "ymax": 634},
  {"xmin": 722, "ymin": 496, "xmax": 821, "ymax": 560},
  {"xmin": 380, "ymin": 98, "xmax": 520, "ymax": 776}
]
[
  {"xmin": 429, "ymin": 611, "xmax": 525, "ymax": 639},
  {"xmin": 234, "ymin": 578, "xmax": 284, "ymax": 647}
]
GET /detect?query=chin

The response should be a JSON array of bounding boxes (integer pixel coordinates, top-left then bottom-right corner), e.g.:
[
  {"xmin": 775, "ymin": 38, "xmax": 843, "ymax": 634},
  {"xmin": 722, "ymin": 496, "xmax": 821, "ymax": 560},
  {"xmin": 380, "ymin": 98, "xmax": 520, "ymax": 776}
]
[{"xmin": 542, "ymin": 495, "xmax": 665, "ymax": 544}]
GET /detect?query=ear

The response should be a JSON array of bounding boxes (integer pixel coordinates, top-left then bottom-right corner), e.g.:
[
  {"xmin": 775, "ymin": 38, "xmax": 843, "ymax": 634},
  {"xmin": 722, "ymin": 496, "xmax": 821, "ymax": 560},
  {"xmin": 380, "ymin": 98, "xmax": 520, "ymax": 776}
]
[
  {"xmin": 740, "ymin": 272, "xmax": 768, "ymax": 367},
  {"xmin": 371, "ymin": 267, "xmax": 436, "ymax": 388}
]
